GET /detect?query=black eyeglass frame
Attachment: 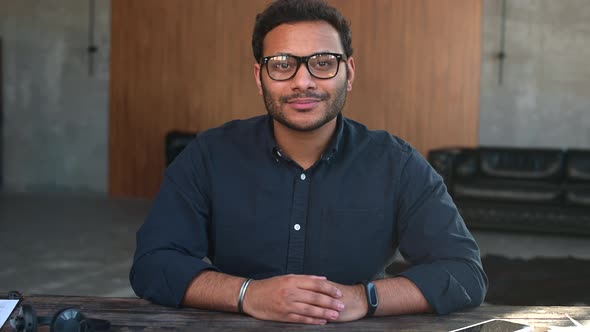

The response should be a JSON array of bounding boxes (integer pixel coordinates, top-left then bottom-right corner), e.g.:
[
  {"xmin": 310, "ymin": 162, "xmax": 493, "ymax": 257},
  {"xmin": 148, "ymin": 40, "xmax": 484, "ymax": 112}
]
[{"xmin": 260, "ymin": 52, "xmax": 346, "ymax": 81}]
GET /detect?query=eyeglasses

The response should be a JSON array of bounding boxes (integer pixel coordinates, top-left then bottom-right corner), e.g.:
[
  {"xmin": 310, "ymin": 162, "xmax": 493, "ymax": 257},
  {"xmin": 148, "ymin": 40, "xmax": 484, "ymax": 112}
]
[{"xmin": 261, "ymin": 52, "xmax": 345, "ymax": 81}]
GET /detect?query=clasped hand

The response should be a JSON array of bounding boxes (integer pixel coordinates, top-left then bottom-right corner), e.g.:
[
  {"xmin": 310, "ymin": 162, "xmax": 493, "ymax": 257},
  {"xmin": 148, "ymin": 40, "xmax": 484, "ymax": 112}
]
[{"xmin": 241, "ymin": 274, "xmax": 367, "ymax": 325}]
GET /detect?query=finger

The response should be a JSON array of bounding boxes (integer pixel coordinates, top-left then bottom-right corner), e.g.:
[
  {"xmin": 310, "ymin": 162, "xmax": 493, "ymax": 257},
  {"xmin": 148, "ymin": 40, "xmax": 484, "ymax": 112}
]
[
  {"xmin": 308, "ymin": 275, "xmax": 327, "ymax": 280},
  {"xmin": 285, "ymin": 313, "xmax": 327, "ymax": 325},
  {"xmin": 290, "ymin": 302, "xmax": 340, "ymax": 321},
  {"xmin": 295, "ymin": 289, "xmax": 345, "ymax": 312},
  {"xmin": 299, "ymin": 279, "xmax": 342, "ymax": 298}
]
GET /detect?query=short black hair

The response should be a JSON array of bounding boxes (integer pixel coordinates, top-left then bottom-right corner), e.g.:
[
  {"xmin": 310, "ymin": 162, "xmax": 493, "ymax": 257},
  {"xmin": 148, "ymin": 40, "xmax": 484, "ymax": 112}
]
[{"xmin": 252, "ymin": 0, "xmax": 353, "ymax": 62}]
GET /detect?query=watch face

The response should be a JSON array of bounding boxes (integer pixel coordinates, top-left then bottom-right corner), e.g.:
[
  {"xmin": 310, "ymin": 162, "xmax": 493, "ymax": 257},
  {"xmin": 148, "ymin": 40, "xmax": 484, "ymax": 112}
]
[{"xmin": 367, "ymin": 282, "xmax": 378, "ymax": 306}]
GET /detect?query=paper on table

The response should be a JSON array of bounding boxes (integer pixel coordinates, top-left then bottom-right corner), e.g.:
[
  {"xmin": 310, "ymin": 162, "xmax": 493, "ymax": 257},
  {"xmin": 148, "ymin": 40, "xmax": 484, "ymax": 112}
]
[
  {"xmin": 0, "ymin": 299, "xmax": 19, "ymax": 329},
  {"xmin": 548, "ymin": 314, "xmax": 590, "ymax": 331}
]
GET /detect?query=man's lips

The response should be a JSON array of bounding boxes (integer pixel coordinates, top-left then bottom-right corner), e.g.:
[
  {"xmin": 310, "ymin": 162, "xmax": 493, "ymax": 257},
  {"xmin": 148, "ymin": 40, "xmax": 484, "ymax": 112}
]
[{"xmin": 287, "ymin": 98, "xmax": 321, "ymax": 110}]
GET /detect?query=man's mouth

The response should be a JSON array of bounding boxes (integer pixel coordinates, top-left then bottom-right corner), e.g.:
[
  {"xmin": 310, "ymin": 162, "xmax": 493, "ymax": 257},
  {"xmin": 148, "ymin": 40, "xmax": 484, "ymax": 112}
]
[{"xmin": 287, "ymin": 98, "xmax": 321, "ymax": 110}]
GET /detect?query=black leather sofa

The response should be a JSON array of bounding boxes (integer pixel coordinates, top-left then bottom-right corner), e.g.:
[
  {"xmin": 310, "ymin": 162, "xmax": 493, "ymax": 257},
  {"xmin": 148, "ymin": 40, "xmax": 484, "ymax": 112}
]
[
  {"xmin": 165, "ymin": 131, "xmax": 197, "ymax": 166},
  {"xmin": 428, "ymin": 147, "xmax": 590, "ymax": 236}
]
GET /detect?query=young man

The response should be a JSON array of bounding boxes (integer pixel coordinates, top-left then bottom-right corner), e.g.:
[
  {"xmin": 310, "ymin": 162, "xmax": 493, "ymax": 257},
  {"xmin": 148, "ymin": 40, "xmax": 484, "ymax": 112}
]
[{"xmin": 130, "ymin": 0, "xmax": 487, "ymax": 325}]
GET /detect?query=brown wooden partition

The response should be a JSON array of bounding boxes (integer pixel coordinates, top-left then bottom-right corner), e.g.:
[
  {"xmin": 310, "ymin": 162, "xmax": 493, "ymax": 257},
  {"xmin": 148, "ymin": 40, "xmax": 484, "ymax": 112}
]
[{"xmin": 110, "ymin": 0, "xmax": 482, "ymax": 198}]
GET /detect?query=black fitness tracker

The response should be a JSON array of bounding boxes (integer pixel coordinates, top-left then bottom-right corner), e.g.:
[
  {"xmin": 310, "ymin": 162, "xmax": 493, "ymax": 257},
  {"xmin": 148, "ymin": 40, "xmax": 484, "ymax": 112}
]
[{"xmin": 363, "ymin": 281, "xmax": 378, "ymax": 317}]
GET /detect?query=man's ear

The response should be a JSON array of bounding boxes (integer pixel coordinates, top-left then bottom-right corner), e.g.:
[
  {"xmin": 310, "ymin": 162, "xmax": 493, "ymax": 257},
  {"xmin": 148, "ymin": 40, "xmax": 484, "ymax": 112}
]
[
  {"xmin": 346, "ymin": 56, "xmax": 356, "ymax": 92},
  {"xmin": 254, "ymin": 63, "xmax": 263, "ymax": 95}
]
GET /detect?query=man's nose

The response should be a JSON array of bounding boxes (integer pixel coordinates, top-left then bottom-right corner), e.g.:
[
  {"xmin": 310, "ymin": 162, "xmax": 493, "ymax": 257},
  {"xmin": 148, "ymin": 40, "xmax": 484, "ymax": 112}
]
[{"xmin": 290, "ymin": 64, "xmax": 317, "ymax": 91}]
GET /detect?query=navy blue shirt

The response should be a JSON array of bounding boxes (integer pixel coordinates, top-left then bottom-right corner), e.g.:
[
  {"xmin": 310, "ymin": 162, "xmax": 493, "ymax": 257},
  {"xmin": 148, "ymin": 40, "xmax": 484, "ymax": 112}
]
[{"xmin": 130, "ymin": 114, "xmax": 487, "ymax": 315}]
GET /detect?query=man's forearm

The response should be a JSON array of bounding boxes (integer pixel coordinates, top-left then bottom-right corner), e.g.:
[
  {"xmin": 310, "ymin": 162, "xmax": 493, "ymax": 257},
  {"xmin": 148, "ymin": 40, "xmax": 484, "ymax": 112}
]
[
  {"xmin": 183, "ymin": 272, "xmax": 345, "ymax": 324},
  {"xmin": 374, "ymin": 277, "xmax": 432, "ymax": 316},
  {"xmin": 182, "ymin": 270, "xmax": 246, "ymax": 312},
  {"xmin": 181, "ymin": 272, "xmax": 431, "ymax": 321}
]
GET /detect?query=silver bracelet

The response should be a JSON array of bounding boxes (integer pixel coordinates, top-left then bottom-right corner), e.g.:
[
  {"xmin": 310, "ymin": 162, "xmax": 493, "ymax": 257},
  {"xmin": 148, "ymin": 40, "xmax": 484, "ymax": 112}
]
[{"xmin": 237, "ymin": 278, "xmax": 253, "ymax": 314}]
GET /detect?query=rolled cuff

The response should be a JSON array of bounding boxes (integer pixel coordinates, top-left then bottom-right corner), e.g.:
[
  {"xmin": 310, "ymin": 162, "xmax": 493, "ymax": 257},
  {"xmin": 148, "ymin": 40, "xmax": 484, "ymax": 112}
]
[
  {"xmin": 130, "ymin": 251, "xmax": 220, "ymax": 307},
  {"xmin": 399, "ymin": 263, "xmax": 476, "ymax": 315}
]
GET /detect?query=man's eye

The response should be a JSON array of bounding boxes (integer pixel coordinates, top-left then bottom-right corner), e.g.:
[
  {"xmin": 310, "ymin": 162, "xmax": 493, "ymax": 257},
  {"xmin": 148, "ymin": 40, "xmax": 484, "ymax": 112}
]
[
  {"xmin": 273, "ymin": 62, "xmax": 292, "ymax": 70},
  {"xmin": 312, "ymin": 59, "xmax": 335, "ymax": 70}
]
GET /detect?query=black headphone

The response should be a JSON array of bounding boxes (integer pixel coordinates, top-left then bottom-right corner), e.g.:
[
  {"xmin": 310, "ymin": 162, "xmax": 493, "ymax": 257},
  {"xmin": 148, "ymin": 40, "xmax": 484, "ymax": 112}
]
[{"xmin": 10, "ymin": 304, "xmax": 111, "ymax": 332}]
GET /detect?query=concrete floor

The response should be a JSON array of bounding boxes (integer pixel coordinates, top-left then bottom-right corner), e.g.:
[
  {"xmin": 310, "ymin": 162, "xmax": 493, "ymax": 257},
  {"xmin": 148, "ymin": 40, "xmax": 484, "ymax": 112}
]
[
  {"xmin": 1, "ymin": 193, "xmax": 590, "ymax": 298},
  {"xmin": 0, "ymin": 193, "xmax": 150, "ymax": 297}
]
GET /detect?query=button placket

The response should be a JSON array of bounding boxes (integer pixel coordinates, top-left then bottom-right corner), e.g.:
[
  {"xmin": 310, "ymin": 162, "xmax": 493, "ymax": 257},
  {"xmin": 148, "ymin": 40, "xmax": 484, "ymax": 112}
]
[{"xmin": 286, "ymin": 170, "xmax": 311, "ymax": 274}]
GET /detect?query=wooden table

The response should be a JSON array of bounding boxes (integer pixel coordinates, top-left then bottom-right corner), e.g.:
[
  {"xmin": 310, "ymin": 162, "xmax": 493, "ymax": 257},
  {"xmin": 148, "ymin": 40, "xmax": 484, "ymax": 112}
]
[{"xmin": 2, "ymin": 295, "xmax": 589, "ymax": 331}]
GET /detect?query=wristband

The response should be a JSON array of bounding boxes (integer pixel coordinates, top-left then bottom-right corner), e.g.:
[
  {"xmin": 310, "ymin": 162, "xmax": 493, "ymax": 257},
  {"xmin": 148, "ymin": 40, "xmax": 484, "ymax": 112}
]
[
  {"xmin": 363, "ymin": 281, "xmax": 379, "ymax": 317},
  {"xmin": 237, "ymin": 278, "xmax": 253, "ymax": 314}
]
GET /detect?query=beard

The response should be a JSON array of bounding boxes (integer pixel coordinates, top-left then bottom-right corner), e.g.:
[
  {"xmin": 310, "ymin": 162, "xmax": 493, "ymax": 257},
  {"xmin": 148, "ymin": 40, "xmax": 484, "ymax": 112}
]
[{"xmin": 261, "ymin": 77, "xmax": 348, "ymax": 132}]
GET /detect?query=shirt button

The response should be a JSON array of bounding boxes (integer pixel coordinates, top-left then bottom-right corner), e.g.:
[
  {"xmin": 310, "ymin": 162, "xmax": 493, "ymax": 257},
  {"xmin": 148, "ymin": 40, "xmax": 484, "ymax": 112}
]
[
  {"xmin": 294, "ymin": 224, "xmax": 301, "ymax": 231},
  {"xmin": 300, "ymin": 173, "xmax": 306, "ymax": 180}
]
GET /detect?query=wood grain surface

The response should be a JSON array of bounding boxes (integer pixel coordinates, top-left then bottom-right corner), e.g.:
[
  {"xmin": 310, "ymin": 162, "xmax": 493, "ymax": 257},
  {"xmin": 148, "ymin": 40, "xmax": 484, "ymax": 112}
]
[{"xmin": 2, "ymin": 295, "xmax": 589, "ymax": 332}]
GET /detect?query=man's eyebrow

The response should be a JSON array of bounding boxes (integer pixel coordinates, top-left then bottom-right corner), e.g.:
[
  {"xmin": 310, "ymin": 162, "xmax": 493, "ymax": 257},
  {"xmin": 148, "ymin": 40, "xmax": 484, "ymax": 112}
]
[
  {"xmin": 262, "ymin": 52, "xmax": 292, "ymax": 58},
  {"xmin": 268, "ymin": 50, "xmax": 338, "ymax": 57}
]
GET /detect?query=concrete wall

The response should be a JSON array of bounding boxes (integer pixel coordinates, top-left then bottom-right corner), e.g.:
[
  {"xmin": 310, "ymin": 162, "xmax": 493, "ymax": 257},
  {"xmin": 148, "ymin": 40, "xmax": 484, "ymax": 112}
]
[
  {"xmin": 480, "ymin": 0, "xmax": 590, "ymax": 148},
  {"xmin": 0, "ymin": 0, "xmax": 110, "ymax": 193}
]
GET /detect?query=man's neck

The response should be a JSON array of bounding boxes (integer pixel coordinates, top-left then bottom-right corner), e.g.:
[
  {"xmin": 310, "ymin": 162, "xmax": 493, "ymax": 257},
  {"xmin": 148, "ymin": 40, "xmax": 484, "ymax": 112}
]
[{"xmin": 273, "ymin": 118, "xmax": 337, "ymax": 170}]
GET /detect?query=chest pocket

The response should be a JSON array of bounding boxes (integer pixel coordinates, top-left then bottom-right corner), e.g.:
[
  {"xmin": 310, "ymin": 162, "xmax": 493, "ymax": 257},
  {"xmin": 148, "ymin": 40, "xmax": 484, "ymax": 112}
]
[{"xmin": 317, "ymin": 208, "xmax": 394, "ymax": 284}]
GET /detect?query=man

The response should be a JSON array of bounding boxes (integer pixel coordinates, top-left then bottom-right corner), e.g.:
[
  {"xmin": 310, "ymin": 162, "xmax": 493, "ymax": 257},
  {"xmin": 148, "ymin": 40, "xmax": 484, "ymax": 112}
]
[{"xmin": 130, "ymin": 0, "xmax": 487, "ymax": 325}]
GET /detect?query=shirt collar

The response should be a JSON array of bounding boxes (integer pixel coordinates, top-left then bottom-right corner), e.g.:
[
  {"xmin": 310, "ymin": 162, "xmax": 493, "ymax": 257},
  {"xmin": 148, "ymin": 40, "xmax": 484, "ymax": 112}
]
[
  {"xmin": 266, "ymin": 113, "xmax": 344, "ymax": 162},
  {"xmin": 321, "ymin": 113, "xmax": 343, "ymax": 161}
]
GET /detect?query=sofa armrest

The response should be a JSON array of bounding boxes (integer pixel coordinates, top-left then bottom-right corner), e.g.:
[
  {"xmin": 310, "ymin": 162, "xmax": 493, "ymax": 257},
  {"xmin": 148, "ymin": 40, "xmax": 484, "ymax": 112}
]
[
  {"xmin": 165, "ymin": 130, "xmax": 197, "ymax": 166},
  {"xmin": 427, "ymin": 148, "xmax": 464, "ymax": 185}
]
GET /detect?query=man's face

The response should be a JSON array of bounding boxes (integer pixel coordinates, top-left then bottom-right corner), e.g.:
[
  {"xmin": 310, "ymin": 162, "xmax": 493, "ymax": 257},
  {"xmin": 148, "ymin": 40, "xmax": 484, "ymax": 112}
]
[{"xmin": 254, "ymin": 21, "xmax": 355, "ymax": 132}]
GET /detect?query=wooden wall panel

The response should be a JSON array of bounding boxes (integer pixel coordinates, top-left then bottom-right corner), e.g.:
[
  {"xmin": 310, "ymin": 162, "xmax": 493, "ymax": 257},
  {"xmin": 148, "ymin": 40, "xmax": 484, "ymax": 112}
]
[
  {"xmin": 332, "ymin": 0, "xmax": 482, "ymax": 153},
  {"xmin": 110, "ymin": 0, "xmax": 268, "ymax": 197},
  {"xmin": 110, "ymin": 0, "xmax": 482, "ymax": 198}
]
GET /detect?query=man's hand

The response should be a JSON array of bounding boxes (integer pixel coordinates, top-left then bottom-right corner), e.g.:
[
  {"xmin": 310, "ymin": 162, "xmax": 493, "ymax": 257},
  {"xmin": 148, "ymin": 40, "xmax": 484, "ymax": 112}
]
[
  {"xmin": 184, "ymin": 271, "xmax": 430, "ymax": 324},
  {"xmin": 325, "ymin": 282, "xmax": 368, "ymax": 322},
  {"xmin": 242, "ymin": 274, "xmax": 345, "ymax": 325}
]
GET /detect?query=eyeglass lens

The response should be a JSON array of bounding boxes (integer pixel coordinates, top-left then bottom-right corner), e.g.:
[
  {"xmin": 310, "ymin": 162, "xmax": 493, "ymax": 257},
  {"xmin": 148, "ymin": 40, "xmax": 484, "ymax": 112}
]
[{"xmin": 266, "ymin": 54, "xmax": 340, "ymax": 80}]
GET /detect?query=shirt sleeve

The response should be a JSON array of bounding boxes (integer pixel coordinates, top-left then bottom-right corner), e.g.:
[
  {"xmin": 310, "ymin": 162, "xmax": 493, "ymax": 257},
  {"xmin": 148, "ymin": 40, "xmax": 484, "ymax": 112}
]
[
  {"xmin": 129, "ymin": 137, "xmax": 219, "ymax": 307},
  {"xmin": 395, "ymin": 148, "xmax": 488, "ymax": 314}
]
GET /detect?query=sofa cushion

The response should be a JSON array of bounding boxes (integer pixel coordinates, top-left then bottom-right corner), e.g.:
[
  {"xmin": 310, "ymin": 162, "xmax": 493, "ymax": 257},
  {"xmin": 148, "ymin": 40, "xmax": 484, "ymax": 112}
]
[
  {"xmin": 453, "ymin": 149, "xmax": 479, "ymax": 179},
  {"xmin": 453, "ymin": 179, "xmax": 562, "ymax": 204},
  {"xmin": 566, "ymin": 150, "xmax": 590, "ymax": 181},
  {"xmin": 565, "ymin": 185, "xmax": 590, "ymax": 208},
  {"xmin": 479, "ymin": 148, "xmax": 564, "ymax": 180},
  {"xmin": 427, "ymin": 148, "xmax": 463, "ymax": 182}
]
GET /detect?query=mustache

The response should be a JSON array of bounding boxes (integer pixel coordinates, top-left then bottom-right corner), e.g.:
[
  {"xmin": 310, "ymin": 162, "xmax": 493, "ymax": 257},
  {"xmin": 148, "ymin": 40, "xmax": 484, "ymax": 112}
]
[{"xmin": 279, "ymin": 92, "xmax": 329, "ymax": 103}]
